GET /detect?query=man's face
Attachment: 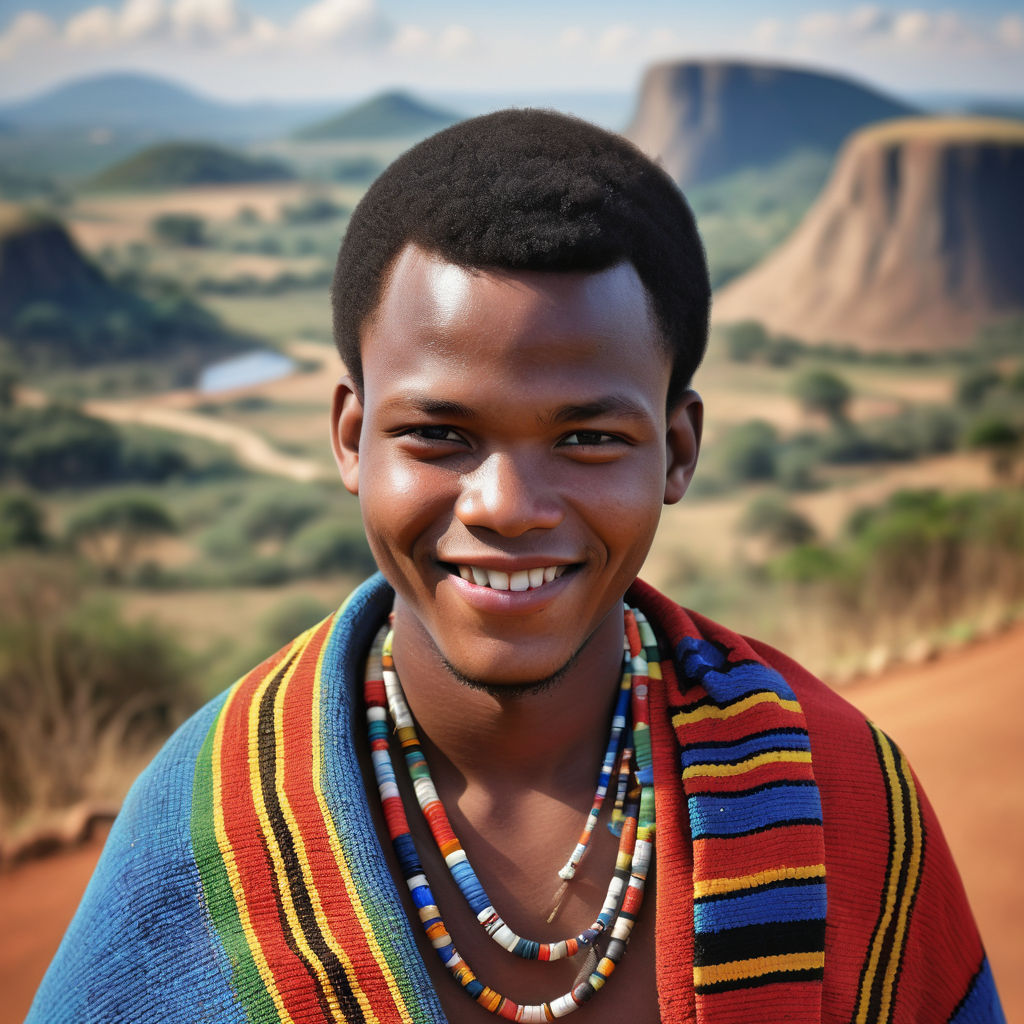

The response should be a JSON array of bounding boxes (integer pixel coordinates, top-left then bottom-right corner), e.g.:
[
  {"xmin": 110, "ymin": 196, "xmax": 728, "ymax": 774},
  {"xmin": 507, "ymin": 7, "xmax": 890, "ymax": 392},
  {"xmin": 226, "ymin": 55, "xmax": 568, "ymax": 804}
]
[{"xmin": 332, "ymin": 243, "xmax": 701, "ymax": 688}]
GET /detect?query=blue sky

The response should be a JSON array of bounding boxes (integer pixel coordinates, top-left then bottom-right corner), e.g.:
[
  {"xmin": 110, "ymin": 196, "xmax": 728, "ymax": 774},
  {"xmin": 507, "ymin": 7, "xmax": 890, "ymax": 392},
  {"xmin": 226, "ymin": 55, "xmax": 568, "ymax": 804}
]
[{"xmin": 1, "ymin": 1, "xmax": 1022, "ymax": 103}]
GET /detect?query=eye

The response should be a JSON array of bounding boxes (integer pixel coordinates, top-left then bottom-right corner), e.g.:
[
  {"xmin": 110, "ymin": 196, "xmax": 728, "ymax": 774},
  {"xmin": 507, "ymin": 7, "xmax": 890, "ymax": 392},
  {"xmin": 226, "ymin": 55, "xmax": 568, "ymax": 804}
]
[
  {"xmin": 398, "ymin": 425, "xmax": 468, "ymax": 447},
  {"xmin": 559, "ymin": 430, "xmax": 620, "ymax": 447}
]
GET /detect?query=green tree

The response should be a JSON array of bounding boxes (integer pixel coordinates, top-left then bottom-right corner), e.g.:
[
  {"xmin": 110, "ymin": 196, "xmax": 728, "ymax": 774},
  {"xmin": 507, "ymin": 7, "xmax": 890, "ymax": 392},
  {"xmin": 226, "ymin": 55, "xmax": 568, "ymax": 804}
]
[
  {"xmin": 740, "ymin": 495, "xmax": 818, "ymax": 549},
  {"xmin": 955, "ymin": 367, "xmax": 1001, "ymax": 408},
  {"xmin": 151, "ymin": 212, "xmax": 207, "ymax": 247},
  {"xmin": 792, "ymin": 369, "xmax": 853, "ymax": 424},
  {"xmin": 723, "ymin": 321, "xmax": 769, "ymax": 363},
  {"xmin": 66, "ymin": 495, "xmax": 177, "ymax": 580},
  {"xmin": 718, "ymin": 420, "xmax": 779, "ymax": 482},
  {"xmin": 964, "ymin": 416, "xmax": 1020, "ymax": 480},
  {"xmin": 0, "ymin": 494, "xmax": 46, "ymax": 549}
]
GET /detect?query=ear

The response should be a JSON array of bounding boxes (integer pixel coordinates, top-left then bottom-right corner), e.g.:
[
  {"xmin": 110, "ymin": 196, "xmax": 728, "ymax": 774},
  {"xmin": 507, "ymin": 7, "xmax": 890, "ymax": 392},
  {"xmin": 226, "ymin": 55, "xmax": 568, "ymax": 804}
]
[
  {"xmin": 664, "ymin": 389, "xmax": 703, "ymax": 505},
  {"xmin": 331, "ymin": 375, "xmax": 364, "ymax": 495}
]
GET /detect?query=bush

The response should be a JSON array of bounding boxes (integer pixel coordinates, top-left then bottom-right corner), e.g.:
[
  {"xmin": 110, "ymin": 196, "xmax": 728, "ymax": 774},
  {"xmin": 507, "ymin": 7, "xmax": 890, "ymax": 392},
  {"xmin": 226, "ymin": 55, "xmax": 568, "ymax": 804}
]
[
  {"xmin": 0, "ymin": 493, "xmax": 47, "ymax": 549},
  {"xmin": 288, "ymin": 519, "xmax": 376, "ymax": 577},
  {"xmin": 792, "ymin": 369, "xmax": 852, "ymax": 423},
  {"xmin": 0, "ymin": 558, "xmax": 194, "ymax": 822},
  {"xmin": 740, "ymin": 496, "xmax": 817, "ymax": 548},
  {"xmin": 151, "ymin": 213, "xmax": 207, "ymax": 247},
  {"xmin": 261, "ymin": 595, "xmax": 334, "ymax": 648},
  {"xmin": 955, "ymin": 367, "xmax": 1002, "ymax": 407},
  {"xmin": 718, "ymin": 420, "xmax": 779, "ymax": 482},
  {"xmin": 723, "ymin": 321, "xmax": 769, "ymax": 362}
]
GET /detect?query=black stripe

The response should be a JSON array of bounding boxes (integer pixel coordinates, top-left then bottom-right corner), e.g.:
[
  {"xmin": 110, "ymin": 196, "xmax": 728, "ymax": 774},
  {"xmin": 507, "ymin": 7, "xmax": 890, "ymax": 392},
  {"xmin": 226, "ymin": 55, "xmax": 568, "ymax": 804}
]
[
  {"xmin": 257, "ymin": 658, "xmax": 368, "ymax": 1024},
  {"xmin": 695, "ymin": 816, "xmax": 822, "ymax": 840},
  {"xmin": 686, "ymin": 778, "xmax": 818, "ymax": 800},
  {"xmin": 694, "ymin": 919, "xmax": 826, "ymax": 966},
  {"xmin": 865, "ymin": 735, "xmax": 926, "ymax": 1024},
  {"xmin": 679, "ymin": 727, "xmax": 809, "ymax": 753},
  {"xmin": 696, "ymin": 966, "xmax": 824, "ymax": 994},
  {"xmin": 695, "ymin": 873, "xmax": 825, "ymax": 905}
]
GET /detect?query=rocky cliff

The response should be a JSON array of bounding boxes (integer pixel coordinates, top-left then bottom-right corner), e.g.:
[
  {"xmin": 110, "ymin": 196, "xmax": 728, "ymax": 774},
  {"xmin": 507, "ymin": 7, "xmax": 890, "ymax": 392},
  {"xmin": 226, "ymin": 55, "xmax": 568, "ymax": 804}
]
[
  {"xmin": 626, "ymin": 60, "xmax": 915, "ymax": 187},
  {"xmin": 713, "ymin": 118, "xmax": 1024, "ymax": 350}
]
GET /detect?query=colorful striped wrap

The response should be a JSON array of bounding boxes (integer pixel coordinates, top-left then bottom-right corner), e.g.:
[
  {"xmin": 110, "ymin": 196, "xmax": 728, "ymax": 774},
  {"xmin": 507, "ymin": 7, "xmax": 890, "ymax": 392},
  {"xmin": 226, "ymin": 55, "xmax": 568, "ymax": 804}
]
[{"xmin": 29, "ymin": 574, "xmax": 1004, "ymax": 1023}]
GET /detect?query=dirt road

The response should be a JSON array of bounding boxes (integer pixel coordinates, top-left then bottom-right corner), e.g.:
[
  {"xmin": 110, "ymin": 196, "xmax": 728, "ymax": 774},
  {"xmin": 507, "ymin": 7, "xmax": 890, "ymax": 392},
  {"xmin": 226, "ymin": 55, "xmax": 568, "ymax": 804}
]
[{"xmin": 3, "ymin": 626, "xmax": 1021, "ymax": 1023}]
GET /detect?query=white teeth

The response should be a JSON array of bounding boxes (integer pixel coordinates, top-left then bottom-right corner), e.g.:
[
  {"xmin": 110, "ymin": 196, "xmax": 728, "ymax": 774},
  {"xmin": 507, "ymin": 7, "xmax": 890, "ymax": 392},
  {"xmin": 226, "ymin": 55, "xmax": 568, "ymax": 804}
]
[
  {"xmin": 456, "ymin": 564, "xmax": 569, "ymax": 589},
  {"xmin": 487, "ymin": 569, "xmax": 510, "ymax": 591},
  {"xmin": 509, "ymin": 570, "xmax": 530, "ymax": 592}
]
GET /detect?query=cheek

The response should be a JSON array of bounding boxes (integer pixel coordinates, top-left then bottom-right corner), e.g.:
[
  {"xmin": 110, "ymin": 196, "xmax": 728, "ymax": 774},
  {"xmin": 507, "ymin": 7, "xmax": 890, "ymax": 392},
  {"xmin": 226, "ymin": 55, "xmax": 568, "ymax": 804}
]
[{"xmin": 358, "ymin": 454, "xmax": 452, "ymax": 560}]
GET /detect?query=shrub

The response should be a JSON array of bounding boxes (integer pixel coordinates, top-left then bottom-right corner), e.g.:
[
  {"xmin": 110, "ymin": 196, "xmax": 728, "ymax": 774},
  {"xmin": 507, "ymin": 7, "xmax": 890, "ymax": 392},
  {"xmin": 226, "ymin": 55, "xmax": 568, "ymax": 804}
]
[
  {"xmin": 791, "ymin": 369, "xmax": 852, "ymax": 423},
  {"xmin": 0, "ymin": 558, "xmax": 194, "ymax": 822},
  {"xmin": 288, "ymin": 519, "xmax": 376, "ymax": 577},
  {"xmin": 740, "ymin": 496, "xmax": 818, "ymax": 548},
  {"xmin": 151, "ymin": 213, "xmax": 207, "ymax": 247},
  {"xmin": 0, "ymin": 493, "xmax": 47, "ymax": 549},
  {"xmin": 718, "ymin": 420, "xmax": 779, "ymax": 482}
]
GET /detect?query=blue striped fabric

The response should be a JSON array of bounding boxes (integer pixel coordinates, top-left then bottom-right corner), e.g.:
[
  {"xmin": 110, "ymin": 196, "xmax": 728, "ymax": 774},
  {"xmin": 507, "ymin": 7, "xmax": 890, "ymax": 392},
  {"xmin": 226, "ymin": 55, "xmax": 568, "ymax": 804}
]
[
  {"xmin": 694, "ymin": 883, "xmax": 829, "ymax": 932},
  {"xmin": 681, "ymin": 729, "xmax": 811, "ymax": 767},
  {"xmin": 689, "ymin": 784, "xmax": 824, "ymax": 838}
]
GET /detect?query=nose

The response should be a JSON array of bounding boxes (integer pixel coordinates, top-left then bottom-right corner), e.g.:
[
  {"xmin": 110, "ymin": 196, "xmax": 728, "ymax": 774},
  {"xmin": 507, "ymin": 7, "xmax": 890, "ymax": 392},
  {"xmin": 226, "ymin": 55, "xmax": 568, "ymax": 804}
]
[{"xmin": 454, "ymin": 450, "xmax": 564, "ymax": 537}]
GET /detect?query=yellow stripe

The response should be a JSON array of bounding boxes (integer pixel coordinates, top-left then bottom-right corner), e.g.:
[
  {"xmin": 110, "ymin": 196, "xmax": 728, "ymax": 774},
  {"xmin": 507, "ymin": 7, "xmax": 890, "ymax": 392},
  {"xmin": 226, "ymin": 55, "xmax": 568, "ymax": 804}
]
[
  {"xmin": 694, "ymin": 951, "xmax": 825, "ymax": 987},
  {"xmin": 694, "ymin": 863, "xmax": 826, "ymax": 899},
  {"xmin": 247, "ymin": 640, "xmax": 348, "ymax": 1023},
  {"xmin": 271, "ymin": 645, "xmax": 385, "ymax": 1024},
  {"xmin": 876, "ymin": 745, "xmax": 924, "ymax": 1023},
  {"xmin": 673, "ymin": 691, "xmax": 802, "ymax": 725},
  {"xmin": 310, "ymin": 626, "xmax": 416, "ymax": 1024},
  {"xmin": 683, "ymin": 749, "xmax": 812, "ymax": 779},
  {"xmin": 854, "ymin": 725, "xmax": 923, "ymax": 1024},
  {"xmin": 211, "ymin": 655, "xmax": 295, "ymax": 1023}
]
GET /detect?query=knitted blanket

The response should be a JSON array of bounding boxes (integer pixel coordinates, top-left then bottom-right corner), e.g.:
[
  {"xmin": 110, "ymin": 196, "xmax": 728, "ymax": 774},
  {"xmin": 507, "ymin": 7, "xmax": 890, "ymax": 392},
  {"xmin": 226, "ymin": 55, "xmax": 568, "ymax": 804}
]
[{"xmin": 29, "ymin": 575, "xmax": 1004, "ymax": 1023}]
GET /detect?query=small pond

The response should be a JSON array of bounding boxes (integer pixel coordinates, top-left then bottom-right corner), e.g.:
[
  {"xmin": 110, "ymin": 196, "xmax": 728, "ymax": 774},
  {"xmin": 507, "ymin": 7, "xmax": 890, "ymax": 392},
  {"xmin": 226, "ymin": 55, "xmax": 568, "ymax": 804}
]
[{"xmin": 197, "ymin": 349, "xmax": 296, "ymax": 393}]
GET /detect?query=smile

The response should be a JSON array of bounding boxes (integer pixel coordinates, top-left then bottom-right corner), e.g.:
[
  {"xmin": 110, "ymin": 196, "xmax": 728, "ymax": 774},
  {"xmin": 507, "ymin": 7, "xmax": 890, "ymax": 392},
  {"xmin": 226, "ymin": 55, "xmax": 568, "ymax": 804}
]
[{"xmin": 453, "ymin": 565, "xmax": 568, "ymax": 591}]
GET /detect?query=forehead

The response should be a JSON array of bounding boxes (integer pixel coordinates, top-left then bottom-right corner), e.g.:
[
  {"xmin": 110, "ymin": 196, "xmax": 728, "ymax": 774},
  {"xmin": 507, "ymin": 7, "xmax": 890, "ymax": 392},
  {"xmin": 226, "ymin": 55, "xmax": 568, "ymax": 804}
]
[{"xmin": 361, "ymin": 243, "xmax": 668, "ymax": 393}]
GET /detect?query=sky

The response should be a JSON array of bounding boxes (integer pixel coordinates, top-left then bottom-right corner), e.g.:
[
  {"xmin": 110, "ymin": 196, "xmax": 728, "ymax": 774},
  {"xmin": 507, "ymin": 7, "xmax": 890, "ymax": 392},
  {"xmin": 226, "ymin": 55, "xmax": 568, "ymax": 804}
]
[{"xmin": 0, "ymin": 0, "xmax": 1022, "ymax": 104}]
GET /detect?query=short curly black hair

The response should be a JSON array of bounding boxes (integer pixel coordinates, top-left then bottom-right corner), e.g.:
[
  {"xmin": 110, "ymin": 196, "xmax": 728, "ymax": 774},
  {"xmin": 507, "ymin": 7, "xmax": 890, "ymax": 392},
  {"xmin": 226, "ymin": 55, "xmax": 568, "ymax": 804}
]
[{"xmin": 331, "ymin": 108, "xmax": 710, "ymax": 406}]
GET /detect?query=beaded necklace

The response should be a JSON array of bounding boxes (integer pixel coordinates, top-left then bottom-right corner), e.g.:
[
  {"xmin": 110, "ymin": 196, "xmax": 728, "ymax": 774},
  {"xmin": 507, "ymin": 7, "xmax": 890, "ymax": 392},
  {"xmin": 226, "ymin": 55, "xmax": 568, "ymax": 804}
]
[{"xmin": 364, "ymin": 604, "xmax": 660, "ymax": 1020}]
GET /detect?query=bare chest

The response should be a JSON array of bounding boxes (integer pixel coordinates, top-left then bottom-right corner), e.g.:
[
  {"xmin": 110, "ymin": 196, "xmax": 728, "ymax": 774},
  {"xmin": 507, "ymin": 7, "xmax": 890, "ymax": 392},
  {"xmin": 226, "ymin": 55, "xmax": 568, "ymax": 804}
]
[{"xmin": 358, "ymin": 739, "xmax": 663, "ymax": 1022}]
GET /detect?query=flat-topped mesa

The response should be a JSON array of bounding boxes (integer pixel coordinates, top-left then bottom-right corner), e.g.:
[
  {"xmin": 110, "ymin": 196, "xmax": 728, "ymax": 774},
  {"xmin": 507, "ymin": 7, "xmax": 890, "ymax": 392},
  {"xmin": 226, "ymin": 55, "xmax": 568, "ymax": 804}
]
[
  {"xmin": 624, "ymin": 59, "xmax": 915, "ymax": 188},
  {"xmin": 713, "ymin": 117, "xmax": 1024, "ymax": 351}
]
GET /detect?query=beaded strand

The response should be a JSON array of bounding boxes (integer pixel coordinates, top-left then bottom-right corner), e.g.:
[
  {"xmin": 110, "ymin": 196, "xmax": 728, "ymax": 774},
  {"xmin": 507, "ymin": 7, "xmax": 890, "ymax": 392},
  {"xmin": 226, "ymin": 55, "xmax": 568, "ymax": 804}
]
[{"xmin": 363, "ymin": 605, "xmax": 661, "ymax": 1019}]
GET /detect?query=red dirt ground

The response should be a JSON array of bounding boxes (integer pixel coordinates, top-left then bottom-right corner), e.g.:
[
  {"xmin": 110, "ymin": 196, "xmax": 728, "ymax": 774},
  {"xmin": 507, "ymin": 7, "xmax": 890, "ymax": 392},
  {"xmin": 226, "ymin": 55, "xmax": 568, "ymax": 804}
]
[{"xmin": 3, "ymin": 625, "xmax": 1022, "ymax": 1023}]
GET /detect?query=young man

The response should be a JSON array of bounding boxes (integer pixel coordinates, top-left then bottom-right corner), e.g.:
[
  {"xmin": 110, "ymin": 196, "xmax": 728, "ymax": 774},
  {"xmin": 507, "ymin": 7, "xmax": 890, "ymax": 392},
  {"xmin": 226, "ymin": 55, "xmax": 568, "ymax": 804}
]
[{"xmin": 30, "ymin": 111, "xmax": 1002, "ymax": 1023}]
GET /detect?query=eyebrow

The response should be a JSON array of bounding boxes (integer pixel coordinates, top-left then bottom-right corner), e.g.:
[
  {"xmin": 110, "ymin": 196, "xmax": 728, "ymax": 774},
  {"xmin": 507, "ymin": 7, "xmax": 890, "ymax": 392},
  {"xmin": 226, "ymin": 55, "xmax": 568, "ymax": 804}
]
[
  {"xmin": 385, "ymin": 393, "xmax": 652, "ymax": 424},
  {"xmin": 544, "ymin": 396, "xmax": 653, "ymax": 425}
]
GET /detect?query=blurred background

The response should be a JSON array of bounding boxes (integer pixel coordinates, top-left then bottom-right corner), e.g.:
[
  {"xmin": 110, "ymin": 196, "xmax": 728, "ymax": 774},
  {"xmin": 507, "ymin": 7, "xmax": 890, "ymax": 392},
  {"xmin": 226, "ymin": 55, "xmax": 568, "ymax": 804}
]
[{"xmin": 0, "ymin": 1, "xmax": 1022, "ymax": 1020}]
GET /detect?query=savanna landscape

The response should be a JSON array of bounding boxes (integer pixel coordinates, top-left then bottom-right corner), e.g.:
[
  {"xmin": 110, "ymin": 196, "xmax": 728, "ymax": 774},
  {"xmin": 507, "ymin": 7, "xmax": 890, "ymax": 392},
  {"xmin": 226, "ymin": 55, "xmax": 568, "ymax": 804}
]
[{"xmin": 1, "ymin": 45, "xmax": 1022, "ymax": 1024}]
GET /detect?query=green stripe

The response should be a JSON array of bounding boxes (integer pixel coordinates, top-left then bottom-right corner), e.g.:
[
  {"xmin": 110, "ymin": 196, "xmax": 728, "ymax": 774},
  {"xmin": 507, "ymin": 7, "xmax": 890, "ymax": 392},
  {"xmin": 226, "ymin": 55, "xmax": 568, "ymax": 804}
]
[{"xmin": 191, "ymin": 704, "xmax": 281, "ymax": 1023}]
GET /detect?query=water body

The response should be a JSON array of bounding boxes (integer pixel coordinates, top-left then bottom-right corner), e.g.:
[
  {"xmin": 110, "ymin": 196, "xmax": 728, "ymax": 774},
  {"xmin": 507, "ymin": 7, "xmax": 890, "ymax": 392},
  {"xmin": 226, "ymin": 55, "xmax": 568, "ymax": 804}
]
[{"xmin": 198, "ymin": 349, "xmax": 295, "ymax": 393}]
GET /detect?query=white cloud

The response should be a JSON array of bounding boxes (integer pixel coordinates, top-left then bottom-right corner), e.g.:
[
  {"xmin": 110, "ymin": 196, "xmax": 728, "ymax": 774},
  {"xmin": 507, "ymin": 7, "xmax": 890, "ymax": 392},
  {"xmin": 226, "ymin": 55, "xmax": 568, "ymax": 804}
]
[
  {"xmin": 170, "ymin": 0, "xmax": 241, "ymax": 42},
  {"xmin": 997, "ymin": 14, "xmax": 1024, "ymax": 49},
  {"xmin": 120, "ymin": 0, "xmax": 165, "ymax": 40},
  {"xmin": 437, "ymin": 24, "xmax": 473, "ymax": 58},
  {"xmin": 391, "ymin": 23, "xmax": 429, "ymax": 55},
  {"xmin": 0, "ymin": 9, "xmax": 56, "ymax": 59},
  {"xmin": 65, "ymin": 6, "xmax": 119, "ymax": 46},
  {"xmin": 596, "ymin": 24, "xmax": 636, "ymax": 59},
  {"xmin": 288, "ymin": 0, "xmax": 392, "ymax": 49}
]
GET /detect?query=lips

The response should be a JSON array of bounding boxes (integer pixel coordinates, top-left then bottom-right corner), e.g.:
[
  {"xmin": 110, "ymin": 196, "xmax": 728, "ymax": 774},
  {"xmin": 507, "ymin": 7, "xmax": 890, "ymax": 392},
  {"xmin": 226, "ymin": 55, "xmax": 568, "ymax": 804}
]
[{"xmin": 453, "ymin": 564, "xmax": 568, "ymax": 592}]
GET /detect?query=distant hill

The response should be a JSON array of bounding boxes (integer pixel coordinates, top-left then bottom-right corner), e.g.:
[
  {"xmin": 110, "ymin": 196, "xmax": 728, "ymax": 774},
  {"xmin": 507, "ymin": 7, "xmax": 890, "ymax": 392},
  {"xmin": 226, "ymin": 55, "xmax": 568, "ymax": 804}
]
[
  {"xmin": 0, "ymin": 203, "xmax": 244, "ymax": 366},
  {"xmin": 625, "ymin": 60, "xmax": 917, "ymax": 187},
  {"xmin": 713, "ymin": 118, "xmax": 1024, "ymax": 350},
  {"xmin": 294, "ymin": 91, "xmax": 460, "ymax": 141},
  {"xmin": 0, "ymin": 72, "xmax": 336, "ymax": 143},
  {"xmin": 89, "ymin": 143, "xmax": 294, "ymax": 190}
]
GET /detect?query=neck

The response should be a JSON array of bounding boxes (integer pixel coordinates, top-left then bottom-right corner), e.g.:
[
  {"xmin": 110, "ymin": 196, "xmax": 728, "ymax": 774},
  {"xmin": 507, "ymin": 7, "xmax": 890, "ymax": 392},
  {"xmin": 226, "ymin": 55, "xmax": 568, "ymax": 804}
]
[{"xmin": 388, "ymin": 601, "xmax": 627, "ymax": 799}]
